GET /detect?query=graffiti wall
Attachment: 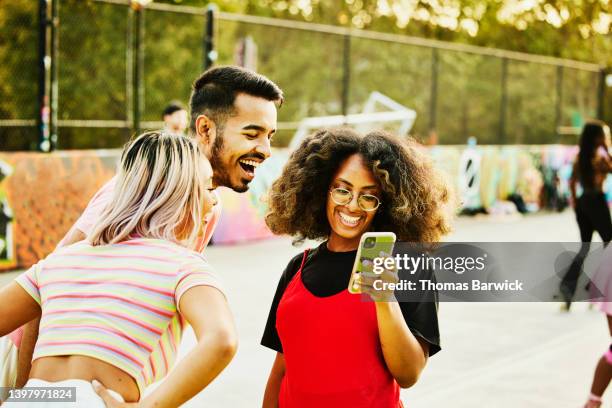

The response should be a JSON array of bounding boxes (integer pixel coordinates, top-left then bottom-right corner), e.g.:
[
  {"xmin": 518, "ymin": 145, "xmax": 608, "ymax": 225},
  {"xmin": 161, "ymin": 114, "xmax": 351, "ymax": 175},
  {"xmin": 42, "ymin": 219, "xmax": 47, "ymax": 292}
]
[
  {"xmin": 430, "ymin": 144, "xmax": 581, "ymax": 213},
  {"xmin": 0, "ymin": 145, "xmax": 591, "ymax": 271},
  {"xmin": 0, "ymin": 151, "xmax": 117, "ymax": 271}
]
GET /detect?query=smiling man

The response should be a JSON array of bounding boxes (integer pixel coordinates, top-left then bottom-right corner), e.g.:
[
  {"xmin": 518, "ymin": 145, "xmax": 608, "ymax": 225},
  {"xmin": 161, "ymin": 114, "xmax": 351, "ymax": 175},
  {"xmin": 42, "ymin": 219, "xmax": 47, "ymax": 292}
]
[
  {"xmin": 204, "ymin": 94, "xmax": 277, "ymax": 192},
  {"xmin": 190, "ymin": 68, "xmax": 281, "ymax": 193},
  {"xmin": 9, "ymin": 65, "xmax": 283, "ymax": 389},
  {"xmin": 61, "ymin": 65, "xmax": 282, "ymax": 247}
]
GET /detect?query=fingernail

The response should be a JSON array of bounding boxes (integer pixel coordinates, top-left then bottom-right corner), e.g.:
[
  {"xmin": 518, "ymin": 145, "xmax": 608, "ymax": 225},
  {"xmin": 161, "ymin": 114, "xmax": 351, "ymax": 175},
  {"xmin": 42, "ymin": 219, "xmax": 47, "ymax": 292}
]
[{"xmin": 92, "ymin": 379, "xmax": 101, "ymax": 388}]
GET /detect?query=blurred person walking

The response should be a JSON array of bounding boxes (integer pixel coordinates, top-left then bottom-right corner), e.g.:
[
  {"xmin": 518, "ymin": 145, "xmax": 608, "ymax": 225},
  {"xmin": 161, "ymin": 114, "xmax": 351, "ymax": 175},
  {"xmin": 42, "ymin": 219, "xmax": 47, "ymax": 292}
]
[
  {"xmin": 561, "ymin": 120, "xmax": 612, "ymax": 310},
  {"xmin": 162, "ymin": 101, "xmax": 189, "ymax": 136}
]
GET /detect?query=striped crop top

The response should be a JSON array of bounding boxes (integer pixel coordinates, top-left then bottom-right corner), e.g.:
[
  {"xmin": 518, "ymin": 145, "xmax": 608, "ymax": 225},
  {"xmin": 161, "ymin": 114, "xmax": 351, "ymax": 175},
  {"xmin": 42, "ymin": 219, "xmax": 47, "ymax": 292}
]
[{"xmin": 15, "ymin": 237, "xmax": 225, "ymax": 395}]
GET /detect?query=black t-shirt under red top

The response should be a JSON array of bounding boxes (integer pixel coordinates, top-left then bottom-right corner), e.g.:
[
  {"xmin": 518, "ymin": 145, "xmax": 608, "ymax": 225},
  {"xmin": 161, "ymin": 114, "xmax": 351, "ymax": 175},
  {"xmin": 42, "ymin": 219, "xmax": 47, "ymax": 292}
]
[{"xmin": 261, "ymin": 241, "xmax": 441, "ymax": 356}]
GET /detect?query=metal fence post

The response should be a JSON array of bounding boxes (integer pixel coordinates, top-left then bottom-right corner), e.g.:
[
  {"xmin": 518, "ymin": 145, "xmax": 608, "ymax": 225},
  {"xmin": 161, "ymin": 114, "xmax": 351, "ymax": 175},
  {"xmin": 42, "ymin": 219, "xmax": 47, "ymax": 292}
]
[
  {"xmin": 50, "ymin": 0, "xmax": 59, "ymax": 150},
  {"xmin": 499, "ymin": 58, "xmax": 508, "ymax": 144},
  {"xmin": 597, "ymin": 67, "xmax": 607, "ymax": 120},
  {"xmin": 554, "ymin": 65, "xmax": 563, "ymax": 140},
  {"xmin": 38, "ymin": 0, "xmax": 51, "ymax": 152},
  {"xmin": 203, "ymin": 4, "xmax": 217, "ymax": 70},
  {"xmin": 429, "ymin": 48, "xmax": 439, "ymax": 133},
  {"xmin": 130, "ymin": 4, "xmax": 145, "ymax": 134},
  {"xmin": 341, "ymin": 33, "xmax": 351, "ymax": 118},
  {"xmin": 126, "ymin": 6, "xmax": 134, "ymax": 133},
  {"xmin": 136, "ymin": 7, "xmax": 145, "ymax": 133}
]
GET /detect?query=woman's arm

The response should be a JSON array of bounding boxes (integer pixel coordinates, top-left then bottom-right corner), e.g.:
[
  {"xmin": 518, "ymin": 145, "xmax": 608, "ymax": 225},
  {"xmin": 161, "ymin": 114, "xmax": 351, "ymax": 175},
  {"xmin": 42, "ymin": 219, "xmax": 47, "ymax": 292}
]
[
  {"xmin": 375, "ymin": 302, "xmax": 429, "ymax": 388},
  {"xmin": 262, "ymin": 353, "xmax": 285, "ymax": 408},
  {"xmin": 15, "ymin": 318, "xmax": 40, "ymax": 388},
  {"xmin": 598, "ymin": 156, "xmax": 612, "ymax": 173},
  {"xmin": 0, "ymin": 282, "xmax": 41, "ymax": 337},
  {"xmin": 570, "ymin": 161, "xmax": 578, "ymax": 207},
  {"xmin": 359, "ymin": 266, "xmax": 429, "ymax": 388},
  {"xmin": 140, "ymin": 285, "xmax": 237, "ymax": 407}
]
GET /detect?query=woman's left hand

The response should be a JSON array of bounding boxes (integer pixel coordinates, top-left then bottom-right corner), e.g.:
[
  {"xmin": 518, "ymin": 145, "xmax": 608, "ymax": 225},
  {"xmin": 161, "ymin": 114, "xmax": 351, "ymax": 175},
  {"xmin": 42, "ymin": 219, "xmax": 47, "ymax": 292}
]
[{"xmin": 92, "ymin": 380, "xmax": 139, "ymax": 408}]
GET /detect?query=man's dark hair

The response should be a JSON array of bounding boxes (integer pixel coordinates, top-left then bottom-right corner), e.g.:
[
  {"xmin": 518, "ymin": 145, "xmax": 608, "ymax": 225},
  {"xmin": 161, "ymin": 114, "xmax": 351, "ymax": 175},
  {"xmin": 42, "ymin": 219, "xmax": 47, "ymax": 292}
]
[
  {"xmin": 161, "ymin": 101, "xmax": 186, "ymax": 119},
  {"xmin": 189, "ymin": 65, "xmax": 284, "ymax": 134}
]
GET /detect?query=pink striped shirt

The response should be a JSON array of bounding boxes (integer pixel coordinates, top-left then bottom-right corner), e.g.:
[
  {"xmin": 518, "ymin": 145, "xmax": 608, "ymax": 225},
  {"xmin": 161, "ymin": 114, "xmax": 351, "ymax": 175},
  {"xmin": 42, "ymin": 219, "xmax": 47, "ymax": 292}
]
[{"xmin": 15, "ymin": 238, "xmax": 224, "ymax": 395}]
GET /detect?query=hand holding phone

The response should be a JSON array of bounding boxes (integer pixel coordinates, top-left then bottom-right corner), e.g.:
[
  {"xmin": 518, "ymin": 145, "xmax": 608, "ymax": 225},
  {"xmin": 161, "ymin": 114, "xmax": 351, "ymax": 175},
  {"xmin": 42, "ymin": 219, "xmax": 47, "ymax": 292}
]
[{"xmin": 348, "ymin": 232, "xmax": 397, "ymax": 301}]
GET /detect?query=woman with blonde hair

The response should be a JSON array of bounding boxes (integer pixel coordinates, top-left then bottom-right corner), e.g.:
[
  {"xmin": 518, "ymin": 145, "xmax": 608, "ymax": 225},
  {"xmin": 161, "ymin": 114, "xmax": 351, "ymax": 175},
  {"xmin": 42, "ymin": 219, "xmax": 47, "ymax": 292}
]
[{"xmin": 0, "ymin": 131, "xmax": 237, "ymax": 407}]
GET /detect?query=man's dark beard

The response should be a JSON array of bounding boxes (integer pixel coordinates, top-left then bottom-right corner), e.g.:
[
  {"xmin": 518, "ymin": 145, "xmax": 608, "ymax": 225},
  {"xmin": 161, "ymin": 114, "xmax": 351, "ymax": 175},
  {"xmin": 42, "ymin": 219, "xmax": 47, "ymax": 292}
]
[{"xmin": 209, "ymin": 133, "xmax": 249, "ymax": 193}]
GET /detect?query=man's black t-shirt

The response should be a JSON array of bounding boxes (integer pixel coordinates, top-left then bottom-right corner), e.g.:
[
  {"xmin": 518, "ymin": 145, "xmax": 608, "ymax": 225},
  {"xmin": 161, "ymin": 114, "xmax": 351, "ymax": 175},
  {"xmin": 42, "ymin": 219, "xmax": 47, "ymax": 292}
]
[{"xmin": 261, "ymin": 242, "xmax": 441, "ymax": 356}]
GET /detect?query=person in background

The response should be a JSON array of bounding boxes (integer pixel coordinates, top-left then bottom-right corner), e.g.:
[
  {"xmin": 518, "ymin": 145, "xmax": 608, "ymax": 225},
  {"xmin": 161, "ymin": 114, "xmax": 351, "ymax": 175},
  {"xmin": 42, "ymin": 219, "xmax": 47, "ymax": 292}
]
[
  {"xmin": 561, "ymin": 120, "xmax": 612, "ymax": 311},
  {"xmin": 162, "ymin": 101, "xmax": 189, "ymax": 136},
  {"xmin": 583, "ymin": 243, "xmax": 612, "ymax": 408},
  {"xmin": 0, "ymin": 131, "xmax": 237, "ymax": 407}
]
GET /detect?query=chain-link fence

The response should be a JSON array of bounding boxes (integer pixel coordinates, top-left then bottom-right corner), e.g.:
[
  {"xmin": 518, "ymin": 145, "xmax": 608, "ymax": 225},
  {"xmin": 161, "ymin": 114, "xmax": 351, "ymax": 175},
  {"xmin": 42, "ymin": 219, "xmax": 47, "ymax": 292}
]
[
  {"xmin": 215, "ymin": 11, "xmax": 605, "ymax": 146},
  {"xmin": 0, "ymin": 0, "xmax": 607, "ymax": 150},
  {"xmin": 56, "ymin": 0, "xmax": 132, "ymax": 149},
  {"xmin": 0, "ymin": 0, "xmax": 40, "ymax": 150}
]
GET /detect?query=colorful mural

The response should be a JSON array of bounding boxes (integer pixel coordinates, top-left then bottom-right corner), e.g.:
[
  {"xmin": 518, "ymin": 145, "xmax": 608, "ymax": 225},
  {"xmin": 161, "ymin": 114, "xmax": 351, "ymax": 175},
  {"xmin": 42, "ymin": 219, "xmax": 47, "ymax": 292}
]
[
  {"xmin": 0, "ymin": 145, "xmax": 591, "ymax": 270},
  {"xmin": 212, "ymin": 150, "xmax": 289, "ymax": 244},
  {"xmin": 0, "ymin": 151, "xmax": 117, "ymax": 270}
]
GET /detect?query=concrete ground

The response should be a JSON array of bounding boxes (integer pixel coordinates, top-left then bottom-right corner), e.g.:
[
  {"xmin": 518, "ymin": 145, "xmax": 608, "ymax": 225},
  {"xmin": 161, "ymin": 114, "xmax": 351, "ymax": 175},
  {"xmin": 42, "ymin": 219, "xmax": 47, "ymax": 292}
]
[{"xmin": 1, "ymin": 210, "xmax": 609, "ymax": 407}]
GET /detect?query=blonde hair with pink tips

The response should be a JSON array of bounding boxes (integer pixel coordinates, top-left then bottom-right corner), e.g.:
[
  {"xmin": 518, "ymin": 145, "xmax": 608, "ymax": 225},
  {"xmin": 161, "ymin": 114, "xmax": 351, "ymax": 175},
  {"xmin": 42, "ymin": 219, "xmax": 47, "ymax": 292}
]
[{"xmin": 89, "ymin": 131, "xmax": 211, "ymax": 250}]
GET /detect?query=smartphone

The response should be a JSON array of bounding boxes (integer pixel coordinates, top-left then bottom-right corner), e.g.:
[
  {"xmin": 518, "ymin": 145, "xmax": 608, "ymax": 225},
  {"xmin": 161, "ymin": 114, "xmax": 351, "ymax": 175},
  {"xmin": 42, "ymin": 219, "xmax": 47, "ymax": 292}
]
[{"xmin": 348, "ymin": 232, "xmax": 397, "ymax": 294}]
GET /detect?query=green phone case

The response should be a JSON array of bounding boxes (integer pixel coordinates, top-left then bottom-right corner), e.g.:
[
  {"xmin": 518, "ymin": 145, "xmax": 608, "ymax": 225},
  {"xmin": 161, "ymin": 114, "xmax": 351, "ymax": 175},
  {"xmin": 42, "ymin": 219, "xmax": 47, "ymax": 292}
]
[{"xmin": 348, "ymin": 232, "xmax": 397, "ymax": 294}]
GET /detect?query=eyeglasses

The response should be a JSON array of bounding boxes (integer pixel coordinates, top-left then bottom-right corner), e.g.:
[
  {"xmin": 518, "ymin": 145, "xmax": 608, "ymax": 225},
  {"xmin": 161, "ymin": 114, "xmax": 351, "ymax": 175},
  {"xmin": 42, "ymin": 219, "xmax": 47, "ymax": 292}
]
[{"xmin": 329, "ymin": 187, "xmax": 381, "ymax": 212}]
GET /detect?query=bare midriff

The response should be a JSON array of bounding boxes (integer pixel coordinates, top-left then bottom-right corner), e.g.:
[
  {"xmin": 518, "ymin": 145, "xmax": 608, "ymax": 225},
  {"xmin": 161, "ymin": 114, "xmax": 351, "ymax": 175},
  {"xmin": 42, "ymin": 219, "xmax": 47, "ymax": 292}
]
[{"xmin": 30, "ymin": 355, "xmax": 140, "ymax": 402}]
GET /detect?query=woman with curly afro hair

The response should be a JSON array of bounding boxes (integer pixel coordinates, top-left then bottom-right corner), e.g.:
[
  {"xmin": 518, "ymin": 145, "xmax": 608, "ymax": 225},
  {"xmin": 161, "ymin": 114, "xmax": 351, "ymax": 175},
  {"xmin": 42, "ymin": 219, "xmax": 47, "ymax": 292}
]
[{"xmin": 261, "ymin": 127, "xmax": 455, "ymax": 408}]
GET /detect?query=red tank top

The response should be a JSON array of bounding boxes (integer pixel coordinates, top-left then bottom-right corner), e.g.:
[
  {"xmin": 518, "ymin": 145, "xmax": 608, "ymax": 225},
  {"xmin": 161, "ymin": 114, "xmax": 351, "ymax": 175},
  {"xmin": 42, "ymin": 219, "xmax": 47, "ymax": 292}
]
[{"xmin": 276, "ymin": 250, "xmax": 402, "ymax": 408}]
